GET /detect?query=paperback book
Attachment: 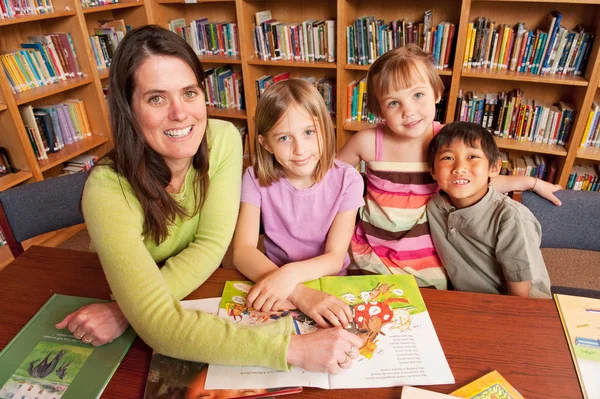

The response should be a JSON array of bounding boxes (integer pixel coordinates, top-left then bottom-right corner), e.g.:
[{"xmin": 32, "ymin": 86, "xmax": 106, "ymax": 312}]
[
  {"xmin": 0, "ymin": 294, "xmax": 136, "ymax": 399},
  {"xmin": 555, "ymin": 293, "xmax": 600, "ymax": 399},
  {"xmin": 206, "ymin": 275, "xmax": 454, "ymax": 390}
]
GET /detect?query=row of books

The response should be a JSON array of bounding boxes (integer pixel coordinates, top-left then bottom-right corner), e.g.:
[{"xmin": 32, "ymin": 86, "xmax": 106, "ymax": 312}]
[
  {"xmin": 81, "ymin": 0, "xmax": 117, "ymax": 8},
  {"xmin": 169, "ymin": 18, "xmax": 240, "ymax": 58},
  {"xmin": 455, "ymin": 89, "xmax": 576, "ymax": 146},
  {"xmin": 346, "ymin": 12, "xmax": 456, "ymax": 69},
  {"xmin": 255, "ymin": 74, "xmax": 336, "ymax": 115},
  {"xmin": 0, "ymin": 0, "xmax": 53, "ymax": 19},
  {"xmin": 19, "ymin": 100, "xmax": 92, "ymax": 161},
  {"xmin": 500, "ymin": 152, "xmax": 558, "ymax": 183},
  {"xmin": 253, "ymin": 10, "xmax": 336, "ymax": 63},
  {"xmin": 347, "ymin": 78, "xmax": 447, "ymax": 124},
  {"xmin": 580, "ymin": 101, "xmax": 600, "ymax": 148},
  {"xmin": 463, "ymin": 12, "xmax": 594, "ymax": 76},
  {"xmin": 90, "ymin": 19, "xmax": 131, "ymax": 70},
  {"xmin": 566, "ymin": 164, "xmax": 600, "ymax": 191},
  {"xmin": 204, "ymin": 66, "xmax": 244, "ymax": 110},
  {"xmin": 1, "ymin": 33, "xmax": 83, "ymax": 95}
]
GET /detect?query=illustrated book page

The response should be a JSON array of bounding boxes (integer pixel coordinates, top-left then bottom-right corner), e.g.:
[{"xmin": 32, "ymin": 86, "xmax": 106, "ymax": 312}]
[
  {"xmin": 554, "ymin": 293, "xmax": 600, "ymax": 399},
  {"xmin": 206, "ymin": 275, "xmax": 454, "ymax": 390},
  {"xmin": 450, "ymin": 370, "xmax": 524, "ymax": 399},
  {"xmin": 0, "ymin": 294, "xmax": 136, "ymax": 399}
]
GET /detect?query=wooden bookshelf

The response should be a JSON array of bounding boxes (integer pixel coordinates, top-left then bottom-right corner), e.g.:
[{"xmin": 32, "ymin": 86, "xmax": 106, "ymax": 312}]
[
  {"xmin": 577, "ymin": 146, "xmax": 600, "ymax": 161},
  {"xmin": 207, "ymin": 107, "xmax": 247, "ymax": 120},
  {"xmin": 0, "ymin": 0, "xmax": 154, "ymax": 266}
]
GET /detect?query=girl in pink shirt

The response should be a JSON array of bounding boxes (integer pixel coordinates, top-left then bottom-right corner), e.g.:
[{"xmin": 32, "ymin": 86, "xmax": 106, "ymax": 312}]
[{"xmin": 234, "ymin": 79, "xmax": 365, "ymax": 330}]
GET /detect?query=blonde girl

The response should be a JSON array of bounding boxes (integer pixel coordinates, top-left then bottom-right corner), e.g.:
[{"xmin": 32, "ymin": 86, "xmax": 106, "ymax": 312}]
[
  {"xmin": 337, "ymin": 44, "xmax": 562, "ymax": 289},
  {"xmin": 234, "ymin": 79, "xmax": 365, "ymax": 330}
]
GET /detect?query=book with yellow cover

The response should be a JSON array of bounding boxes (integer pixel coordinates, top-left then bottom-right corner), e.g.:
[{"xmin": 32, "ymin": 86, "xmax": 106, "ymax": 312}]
[
  {"xmin": 450, "ymin": 370, "xmax": 524, "ymax": 399},
  {"xmin": 554, "ymin": 293, "xmax": 600, "ymax": 399}
]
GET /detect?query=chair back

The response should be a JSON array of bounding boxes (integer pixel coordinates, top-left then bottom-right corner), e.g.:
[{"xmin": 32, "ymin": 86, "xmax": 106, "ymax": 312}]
[
  {"xmin": 521, "ymin": 190, "xmax": 600, "ymax": 251},
  {"xmin": 0, "ymin": 172, "xmax": 88, "ymax": 257}
]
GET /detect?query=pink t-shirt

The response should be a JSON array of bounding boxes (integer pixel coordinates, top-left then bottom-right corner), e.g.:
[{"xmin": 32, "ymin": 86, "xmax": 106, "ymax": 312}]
[{"xmin": 242, "ymin": 160, "xmax": 365, "ymax": 275}]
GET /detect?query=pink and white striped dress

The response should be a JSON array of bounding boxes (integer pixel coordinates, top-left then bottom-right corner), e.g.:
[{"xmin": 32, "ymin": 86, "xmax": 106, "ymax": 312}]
[{"xmin": 349, "ymin": 122, "xmax": 448, "ymax": 289}]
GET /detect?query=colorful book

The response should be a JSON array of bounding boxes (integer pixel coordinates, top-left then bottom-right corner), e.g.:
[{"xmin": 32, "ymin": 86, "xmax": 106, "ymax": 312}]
[
  {"xmin": 450, "ymin": 370, "xmax": 524, "ymax": 399},
  {"xmin": 143, "ymin": 298, "xmax": 302, "ymax": 399},
  {"xmin": 555, "ymin": 293, "xmax": 600, "ymax": 399},
  {"xmin": 206, "ymin": 275, "xmax": 454, "ymax": 390},
  {"xmin": 0, "ymin": 294, "xmax": 136, "ymax": 399}
]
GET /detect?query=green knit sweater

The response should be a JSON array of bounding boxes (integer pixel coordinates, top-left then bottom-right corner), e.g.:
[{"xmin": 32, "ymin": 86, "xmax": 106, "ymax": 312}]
[{"xmin": 82, "ymin": 119, "xmax": 292, "ymax": 370}]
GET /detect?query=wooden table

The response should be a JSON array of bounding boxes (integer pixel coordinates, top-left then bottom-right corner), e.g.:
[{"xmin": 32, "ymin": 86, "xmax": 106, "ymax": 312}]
[{"xmin": 0, "ymin": 246, "xmax": 583, "ymax": 399}]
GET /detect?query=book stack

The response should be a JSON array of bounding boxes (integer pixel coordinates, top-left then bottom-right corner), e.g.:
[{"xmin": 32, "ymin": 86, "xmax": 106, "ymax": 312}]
[
  {"xmin": 63, "ymin": 154, "xmax": 98, "ymax": 174},
  {"xmin": 204, "ymin": 66, "xmax": 244, "ymax": 110},
  {"xmin": 464, "ymin": 12, "xmax": 594, "ymax": 76},
  {"xmin": 81, "ymin": 0, "xmax": 118, "ymax": 8},
  {"xmin": 499, "ymin": 151, "xmax": 558, "ymax": 183},
  {"xmin": 255, "ymin": 75, "xmax": 336, "ymax": 115},
  {"xmin": 1, "ymin": 34, "xmax": 83, "ymax": 94},
  {"xmin": 0, "ymin": 0, "xmax": 53, "ymax": 19},
  {"xmin": 18, "ymin": 100, "xmax": 92, "ymax": 161},
  {"xmin": 169, "ymin": 18, "xmax": 240, "ymax": 58},
  {"xmin": 455, "ymin": 89, "xmax": 576, "ymax": 146},
  {"xmin": 566, "ymin": 164, "xmax": 600, "ymax": 191},
  {"xmin": 346, "ymin": 11, "xmax": 456, "ymax": 68},
  {"xmin": 253, "ymin": 10, "xmax": 336, "ymax": 63},
  {"xmin": 90, "ymin": 19, "xmax": 131, "ymax": 70},
  {"xmin": 579, "ymin": 102, "xmax": 600, "ymax": 148}
]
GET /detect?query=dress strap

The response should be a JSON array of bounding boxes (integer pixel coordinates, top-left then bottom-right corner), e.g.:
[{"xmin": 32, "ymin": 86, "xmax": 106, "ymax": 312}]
[{"xmin": 375, "ymin": 123, "xmax": 385, "ymax": 162}]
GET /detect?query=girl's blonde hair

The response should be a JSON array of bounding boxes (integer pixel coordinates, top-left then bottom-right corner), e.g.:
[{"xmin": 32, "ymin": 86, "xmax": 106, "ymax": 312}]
[
  {"xmin": 254, "ymin": 78, "xmax": 336, "ymax": 186},
  {"xmin": 367, "ymin": 44, "xmax": 445, "ymax": 118}
]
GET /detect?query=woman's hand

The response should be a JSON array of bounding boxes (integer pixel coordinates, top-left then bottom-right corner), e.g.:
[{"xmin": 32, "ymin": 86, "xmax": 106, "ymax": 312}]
[
  {"xmin": 287, "ymin": 327, "xmax": 363, "ymax": 374},
  {"xmin": 55, "ymin": 302, "xmax": 129, "ymax": 346},
  {"xmin": 531, "ymin": 178, "xmax": 563, "ymax": 206},
  {"xmin": 289, "ymin": 285, "xmax": 353, "ymax": 328},
  {"xmin": 246, "ymin": 267, "xmax": 300, "ymax": 312}
]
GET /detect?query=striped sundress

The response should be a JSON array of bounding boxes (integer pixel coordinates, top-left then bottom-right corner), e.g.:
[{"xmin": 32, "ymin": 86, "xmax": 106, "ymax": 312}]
[{"xmin": 349, "ymin": 122, "xmax": 448, "ymax": 290}]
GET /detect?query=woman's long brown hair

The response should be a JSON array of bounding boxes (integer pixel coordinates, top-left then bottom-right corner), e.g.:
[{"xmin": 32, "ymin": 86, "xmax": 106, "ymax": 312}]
[{"xmin": 106, "ymin": 25, "xmax": 209, "ymax": 244}]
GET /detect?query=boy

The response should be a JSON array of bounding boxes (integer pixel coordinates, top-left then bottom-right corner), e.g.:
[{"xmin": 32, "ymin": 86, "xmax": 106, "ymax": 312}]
[{"xmin": 426, "ymin": 122, "xmax": 551, "ymax": 298}]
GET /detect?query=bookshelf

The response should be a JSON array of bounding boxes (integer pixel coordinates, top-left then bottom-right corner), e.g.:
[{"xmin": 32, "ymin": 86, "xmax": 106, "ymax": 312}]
[{"xmin": 0, "ymin": 0, "xmax": 154, "ymax": 263}]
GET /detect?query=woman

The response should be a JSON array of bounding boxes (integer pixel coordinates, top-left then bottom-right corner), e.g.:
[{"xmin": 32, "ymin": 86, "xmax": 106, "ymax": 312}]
[{"xmin": 55, "ymin": 25, "xmax": 361, "ymax": 373}]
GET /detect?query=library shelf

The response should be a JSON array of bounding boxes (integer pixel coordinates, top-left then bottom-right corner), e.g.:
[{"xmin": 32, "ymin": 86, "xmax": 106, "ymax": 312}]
[
  {"xmin": 494, "ymin": 137, "xmax": 568, "ymax": 156},
  {"xmin": 199, "ymin": 54, "xmax": 242, "ymax": 65},
  {"xmin": 156, "ymin": 0, "xmax": 234, "ymax": 3},
  {"xmin": 0, "ymin": 104, "xmax": 7, "ymax": 112},
  {"xmin": 0, "ymin": 171, "xmax": 33, "ymax": 192},
  {"xmin": 344, "ymin": 64, "xmax": 453, "ymax": 76},
  {"xmin": 247, "ymin": 59, "xmax": 337, "ymax": 69},
  {"xmin": 38, "ymin": 135, "xmax": 109, "ymax": 172},
  {"xmin": 207, "ymin": 107, "xmax": 247, "ymax": 120},
  {"xmin": 473, "ymin": 0, "xmax": 600, "ymax": 3},
  {"xmin": 344, "ymin": 121, "xmax": 375, "ymax": 132},
  {"xmin": 0, "ymin": 10, "xmax": 77, "ymax": 27},
  {"xmin": 576, "ymin": 146, "xmax": 600, "ymax": 161},
  {"xmin": 460, "ymin": 69, "xmax": 589, "ymax": 87},
  {"xmin": 14, "ymin": 77, "xmax": 94, "ymax": 106},
  {"xmin": 98, "ymin": 68, "xmax": 109, "ymax": 80},
  {"xmin": 83, "ymin": 1, "xmax": 145, "ymax": 14}
]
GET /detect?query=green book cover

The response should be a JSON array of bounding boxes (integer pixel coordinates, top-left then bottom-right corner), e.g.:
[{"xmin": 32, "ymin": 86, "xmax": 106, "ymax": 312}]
[{"xmin": 0, "ymin": 294, "xmax": 136, "ymax": 399}]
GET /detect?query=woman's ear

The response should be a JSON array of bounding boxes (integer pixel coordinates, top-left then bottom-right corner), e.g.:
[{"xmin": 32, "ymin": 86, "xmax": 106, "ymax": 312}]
[{"xmin": 257, "ymin": 134, "xmax": 272, "ymax": 154}]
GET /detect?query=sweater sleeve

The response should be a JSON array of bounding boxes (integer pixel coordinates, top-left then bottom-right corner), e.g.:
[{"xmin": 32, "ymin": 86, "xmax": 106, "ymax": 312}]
[
  {"xmin": 159, "ymin": 120, "xmax": 242, "ymax": 299},
  {"xmin": 82, "ymin": 121, "xmax": 293, "ymax": 370}
]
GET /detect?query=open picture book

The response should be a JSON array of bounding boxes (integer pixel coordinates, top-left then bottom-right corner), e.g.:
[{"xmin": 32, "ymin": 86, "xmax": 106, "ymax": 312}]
[{"xmin": 206, "ymin": 275, "xmax": 454, "ymax": 390}]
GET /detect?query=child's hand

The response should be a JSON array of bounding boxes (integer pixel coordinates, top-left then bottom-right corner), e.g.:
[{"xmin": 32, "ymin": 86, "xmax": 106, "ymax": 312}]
[
  {"xmin": 289, "ymin": 285, "xmax": 353, "ymax": 328},
  {"xmin": 531, "ymin": 178, "xmax": 562, "ymax": 206},
  {"xmin": 246, "ymin": 268, "xmax": 299, "ymax": 312}
]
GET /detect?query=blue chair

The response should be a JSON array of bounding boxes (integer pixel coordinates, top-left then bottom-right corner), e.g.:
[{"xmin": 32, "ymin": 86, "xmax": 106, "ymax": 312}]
[{"xmin": 0, "ymin": 172, "xmax": 88, "ymax": 258}]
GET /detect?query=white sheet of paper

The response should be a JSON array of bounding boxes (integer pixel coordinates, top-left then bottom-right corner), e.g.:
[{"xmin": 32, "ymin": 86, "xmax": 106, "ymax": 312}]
[{"xmin": 401, "ymin": 386, "xmax": 454, "ymax": 398}]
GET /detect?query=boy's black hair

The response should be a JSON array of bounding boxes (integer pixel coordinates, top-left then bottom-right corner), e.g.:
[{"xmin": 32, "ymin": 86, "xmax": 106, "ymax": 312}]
[{"xmin": 427, "ymin": 121, "xmax": 501, "ymax": 171}]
